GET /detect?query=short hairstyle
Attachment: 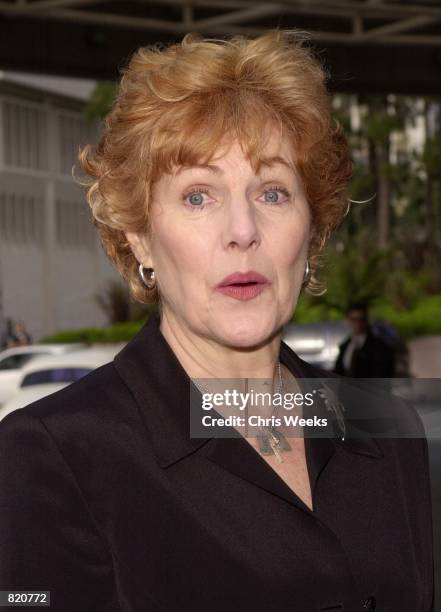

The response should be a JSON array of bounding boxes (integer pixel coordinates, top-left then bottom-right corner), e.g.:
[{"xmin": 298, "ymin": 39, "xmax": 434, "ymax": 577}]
[{"xmin": 77, "ymin": 29, "xmax": 353, "ymax": 304}]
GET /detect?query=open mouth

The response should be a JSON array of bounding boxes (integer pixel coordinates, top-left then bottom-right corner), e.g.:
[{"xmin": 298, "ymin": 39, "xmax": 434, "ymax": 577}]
[
  {"xmin": 217, "ymin": 271, "xmax": 270, "ymax": 291},
  {"xmin": 216, "ymin": 278, "xmax": 269, "ymax": 300}
]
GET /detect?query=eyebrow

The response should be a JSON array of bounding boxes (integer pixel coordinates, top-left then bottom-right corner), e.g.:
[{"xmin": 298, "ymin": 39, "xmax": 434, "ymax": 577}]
[
  {"xmin": 174, "ymin": 156, "xmax": 295, "ymax": 176},
  {"xmin": 255, "ymin": 156, "xmax": 296, "ymax": 173}
]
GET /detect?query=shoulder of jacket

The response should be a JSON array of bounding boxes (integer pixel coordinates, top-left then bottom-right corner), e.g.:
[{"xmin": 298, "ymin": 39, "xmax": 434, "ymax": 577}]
[{"xmin": 1, "ymin": 362, "xmax": 137, "ymax": 434}]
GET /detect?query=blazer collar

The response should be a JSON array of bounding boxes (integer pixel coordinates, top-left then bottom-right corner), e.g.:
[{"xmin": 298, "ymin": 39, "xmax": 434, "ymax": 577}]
[
  {"xmin": 113, "ymin": 314, "xmax": 383, "ymax": 473},
  {"xmin": 113, "ymin": 313, "xmax": 211, "ymax": 467}
]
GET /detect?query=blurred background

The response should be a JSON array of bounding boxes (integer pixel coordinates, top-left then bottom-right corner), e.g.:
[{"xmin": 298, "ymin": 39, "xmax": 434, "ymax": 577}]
[{"xmin": 0, "ymin": 0, "xmax": 440, "ymax": 606}]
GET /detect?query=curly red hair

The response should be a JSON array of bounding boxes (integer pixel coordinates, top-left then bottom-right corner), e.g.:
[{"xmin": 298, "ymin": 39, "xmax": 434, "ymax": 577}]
[{"xmin": 78, "ymin": 29, "xmax": 352, "ymax": 303}]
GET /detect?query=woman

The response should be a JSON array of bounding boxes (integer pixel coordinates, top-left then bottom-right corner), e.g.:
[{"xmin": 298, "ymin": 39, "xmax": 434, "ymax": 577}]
[{"xmin": 0, "ymin": 30, "xmax": 433, "ymax": 611}]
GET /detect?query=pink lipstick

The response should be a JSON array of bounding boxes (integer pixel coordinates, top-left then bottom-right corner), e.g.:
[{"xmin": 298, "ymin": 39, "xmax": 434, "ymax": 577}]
[{"xmin": 216, "ymin": 271, "xmax": 271, "ymax": 301}]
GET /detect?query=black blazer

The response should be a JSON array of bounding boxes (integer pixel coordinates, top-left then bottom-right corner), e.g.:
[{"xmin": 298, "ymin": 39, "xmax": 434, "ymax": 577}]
[
  {"xmin": 0, "ymin": 315, "xmax": 434, "ymax": 611},
  {"xmin": 334, "ymin": 329, "xmax": 396, "ymax": 378}
]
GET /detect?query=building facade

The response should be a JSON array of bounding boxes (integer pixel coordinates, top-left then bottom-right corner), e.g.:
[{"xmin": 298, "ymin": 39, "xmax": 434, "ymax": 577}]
[{"xmin": 0, "ymin": 72, "xmax": 118, "ymax": 341}]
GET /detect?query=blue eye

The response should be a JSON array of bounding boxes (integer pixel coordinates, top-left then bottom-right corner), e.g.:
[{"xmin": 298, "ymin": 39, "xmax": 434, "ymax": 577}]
[
  {"xmin": 264, "ymin": 190, "xmax": 280, "ymax": 203},
  {"xmin": 189, "ymin": 193, "xmax": 204, "ymax": 206},
  {"xmin": 183, "ymin": 185, "xmax": 291, "ymax": 211},
  {"xmin": 261, "ymin": 186, "xmax": 291, "ymax": 205},
  {"xmin": 183, "ymin": 189, "xmax": 210, "ymax": 210}
]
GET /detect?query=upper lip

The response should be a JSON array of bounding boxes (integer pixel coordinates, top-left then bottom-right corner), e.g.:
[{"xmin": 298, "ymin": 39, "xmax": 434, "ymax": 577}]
[{"xmin": 217, "ymin": 271, "xmax": 270, "ymax": 287}]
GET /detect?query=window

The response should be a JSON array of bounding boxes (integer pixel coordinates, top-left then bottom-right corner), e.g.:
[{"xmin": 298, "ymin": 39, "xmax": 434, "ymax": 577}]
[
  {"xmin": 58, "ymin": 113, "xmax": 97, "ymax": 176},
  {"xmin": 3, "ymin": 100, "xmax": 48, "ymax": 171},
  {"xmin": 55, "ymin": 198, "xmax": 95, "ymax": 248},
  {"xmin": 0, "ymin": 191, "xmax": 44, "ymax": 244},
  {"xmin": 21, "ymin": 367, "xmax": 92, "ymax": 386},
  {"xmin": 0, "ymin": 353, "xmax": 35, "ymax": 370}
]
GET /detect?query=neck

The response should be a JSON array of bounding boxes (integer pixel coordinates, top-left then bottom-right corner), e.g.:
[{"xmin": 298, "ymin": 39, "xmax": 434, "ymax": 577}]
[{"xmin": 159, "ymin": 309, "xmax": 282, "ymax": 381}]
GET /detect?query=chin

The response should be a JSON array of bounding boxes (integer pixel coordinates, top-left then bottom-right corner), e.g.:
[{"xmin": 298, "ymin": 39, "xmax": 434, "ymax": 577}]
[{"xmin": 214, "ymin": 315, "xmax": 276, "ymax": 349}]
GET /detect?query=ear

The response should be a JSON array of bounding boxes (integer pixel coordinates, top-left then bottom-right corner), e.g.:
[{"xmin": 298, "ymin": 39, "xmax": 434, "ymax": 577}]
[{"xmin": 125, "ymin": 231, "xmax": 153, "ymax": 268}]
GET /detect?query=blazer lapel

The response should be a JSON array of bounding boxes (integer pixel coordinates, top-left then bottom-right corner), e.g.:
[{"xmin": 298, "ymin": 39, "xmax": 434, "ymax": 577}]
[
  {"xmin": 113, "ymin": 314, "xmax": 383, "ymax": 516},
  {"xmin": 113, "ymin": 313, "xmax": 212, "ymax": 467},
  {"xmin": 201, "ymin": 343, "xmax": 339, "ymax": 514},
  {"xmin": 204, "ymin": 436, "xmax": 307, "ymax": 511}
]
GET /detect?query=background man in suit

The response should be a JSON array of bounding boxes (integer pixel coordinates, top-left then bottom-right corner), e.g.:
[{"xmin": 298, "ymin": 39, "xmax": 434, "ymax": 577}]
[{"xmin": 334, "ymin": 302, "xmax": 395, "ymax": 378}]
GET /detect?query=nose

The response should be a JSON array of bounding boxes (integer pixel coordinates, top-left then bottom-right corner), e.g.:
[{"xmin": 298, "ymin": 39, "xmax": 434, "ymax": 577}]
[{"xmin": 222, "ymin": 195, "xmax": 261, "ymax": 252}]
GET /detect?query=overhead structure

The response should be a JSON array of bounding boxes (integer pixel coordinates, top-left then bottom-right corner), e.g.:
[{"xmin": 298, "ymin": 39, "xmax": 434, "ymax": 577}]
[{"xmin": 1, "ymin": 0, "xmax": 441, "ymax": 93}]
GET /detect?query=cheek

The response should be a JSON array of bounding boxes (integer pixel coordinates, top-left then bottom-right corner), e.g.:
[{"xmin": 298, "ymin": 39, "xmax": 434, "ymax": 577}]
[
  {"xmin": 152, "ymin": 222, "xmax": 209, "ymax": 285},
  {"xmin": 276, "ymin": 219, "xmax": 310, "ymax": 268}
]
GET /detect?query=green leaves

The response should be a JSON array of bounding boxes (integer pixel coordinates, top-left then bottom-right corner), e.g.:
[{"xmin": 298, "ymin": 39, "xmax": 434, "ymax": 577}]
[
  {"xmin": 422, "ymin": 132, "xmax": 441, "ymax": 179},
  {"xmin": 320, "ymin": 242, "xmax": 390, "ymax": 314},
  {"xmin": 84, "ymin": 81, "xmax": 118, "ymax": 120}
]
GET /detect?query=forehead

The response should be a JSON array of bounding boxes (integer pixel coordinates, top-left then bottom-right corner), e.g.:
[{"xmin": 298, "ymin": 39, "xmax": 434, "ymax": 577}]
[{"xmin": 172, "ymin": 132, "xmax": 297, "ymax": 178}]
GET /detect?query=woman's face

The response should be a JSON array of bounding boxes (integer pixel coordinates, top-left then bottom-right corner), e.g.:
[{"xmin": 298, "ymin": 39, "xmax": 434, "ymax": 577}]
[{"xmin": 127, "ymin": 130, "xmax": 311, "ymax": 348}]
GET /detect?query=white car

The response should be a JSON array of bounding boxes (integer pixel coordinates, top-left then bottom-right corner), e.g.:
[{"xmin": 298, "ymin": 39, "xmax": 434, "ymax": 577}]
[
  {"xmin": 282, "ymin": 320, "xmax": 351, "ymax": 371},
  {"xmin": 0, "ymin": 348, "xmax": 119, "ymax": 421},
  {"xmin": 0, "ymin": 343, "xmax": 85, "ymax": 405},
  {"xmin": 282, "ymin": 319, "xmax": 410, "ymax": 376}
]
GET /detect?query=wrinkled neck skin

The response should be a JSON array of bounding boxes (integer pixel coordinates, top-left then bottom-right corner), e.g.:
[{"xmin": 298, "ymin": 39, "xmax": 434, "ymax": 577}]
[
  {"xmin": 160, "ymin": 308, "xmax": 305, "ymax": 445},
  {"xmin": 159, "ymin": 307, "xmax": 286, "ymax": 390}
]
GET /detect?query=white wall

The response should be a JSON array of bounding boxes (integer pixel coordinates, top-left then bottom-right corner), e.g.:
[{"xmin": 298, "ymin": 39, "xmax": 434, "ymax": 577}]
[{"xmin": 0, "ymin": 86, "xmax": 120, "ymax": 341}]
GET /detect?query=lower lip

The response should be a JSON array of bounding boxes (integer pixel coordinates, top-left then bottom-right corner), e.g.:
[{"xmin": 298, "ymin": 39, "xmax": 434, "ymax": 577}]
[{"xmin": 216, "ymin": 282, "xmax": 270, "ymax": 301}]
